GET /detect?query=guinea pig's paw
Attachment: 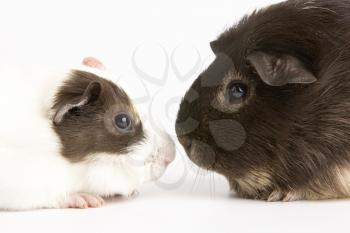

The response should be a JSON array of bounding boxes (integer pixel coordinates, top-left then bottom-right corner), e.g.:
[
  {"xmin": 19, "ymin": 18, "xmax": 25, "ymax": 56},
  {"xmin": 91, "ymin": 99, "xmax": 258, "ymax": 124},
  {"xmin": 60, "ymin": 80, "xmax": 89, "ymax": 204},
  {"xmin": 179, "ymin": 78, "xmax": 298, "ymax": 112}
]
[
  {"xmin": 282, "ymin": 192, "xmax": 301, "ymax": 202},
  {"xmin": 64, "ymin": 193, "xmax": 105, "ymax": 209},
  {"xmin": 127, "ymin": 190, "xmax": 140, "ymax": 200},
  {"xmin": 267, "ymin": 190, "xmax": 301, "ymax": 202},
  {"xmin": 267, "ymin": 190, "xmax": 284, "ymax": 202}
]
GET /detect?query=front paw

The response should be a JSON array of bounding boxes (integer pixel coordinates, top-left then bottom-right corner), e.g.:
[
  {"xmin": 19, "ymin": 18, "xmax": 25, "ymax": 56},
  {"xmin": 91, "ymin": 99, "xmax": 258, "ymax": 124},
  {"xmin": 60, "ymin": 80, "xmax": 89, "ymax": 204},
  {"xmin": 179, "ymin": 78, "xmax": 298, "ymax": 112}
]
[
  {"xmin": 63, "ymin": 193, "xmax": 105, "ymax": 209},
  {"xmin": 267, "ymin": 190, "xmax": 301, "ymax": 202},
  {"xmin": 127, "ymin": 190, "xmax": 139, "ymax": 199}
]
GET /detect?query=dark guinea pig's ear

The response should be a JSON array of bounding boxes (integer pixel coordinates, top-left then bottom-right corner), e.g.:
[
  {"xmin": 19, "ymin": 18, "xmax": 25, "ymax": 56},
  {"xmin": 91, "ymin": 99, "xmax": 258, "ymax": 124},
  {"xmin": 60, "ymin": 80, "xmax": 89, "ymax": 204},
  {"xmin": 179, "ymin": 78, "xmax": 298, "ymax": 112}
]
[
  {"xmin": 53, "ymin": 81, "xmax": 102, "ymax": 125},
  {"xmin": 247, "ymin": 52, "xmax": 317, "ymax": 86}
]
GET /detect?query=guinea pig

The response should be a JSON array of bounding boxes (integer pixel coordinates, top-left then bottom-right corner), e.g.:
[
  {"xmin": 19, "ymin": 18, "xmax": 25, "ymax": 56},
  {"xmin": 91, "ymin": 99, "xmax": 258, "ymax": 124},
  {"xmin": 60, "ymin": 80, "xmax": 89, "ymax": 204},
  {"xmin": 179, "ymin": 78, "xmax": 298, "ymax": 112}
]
[
  {"xmin": 0, "ymin": 57, "xmax": 175, "ymax": 210},
  {"xmin": 176, "ymin": 0, "xmax": 350, "ymax": 201}
]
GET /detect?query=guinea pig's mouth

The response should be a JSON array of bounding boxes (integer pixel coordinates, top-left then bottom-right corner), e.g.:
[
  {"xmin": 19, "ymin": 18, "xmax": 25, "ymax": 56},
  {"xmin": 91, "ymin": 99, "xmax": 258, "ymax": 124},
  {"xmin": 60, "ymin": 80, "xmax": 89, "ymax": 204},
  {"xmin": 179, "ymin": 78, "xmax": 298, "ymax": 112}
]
[
  {"xmin": 177, "ymin": 136, "xmax": 192, "ymax": 152},
  {"xmin": 178, "ymin": 136, "xmax": 217, "ymax": 170}
]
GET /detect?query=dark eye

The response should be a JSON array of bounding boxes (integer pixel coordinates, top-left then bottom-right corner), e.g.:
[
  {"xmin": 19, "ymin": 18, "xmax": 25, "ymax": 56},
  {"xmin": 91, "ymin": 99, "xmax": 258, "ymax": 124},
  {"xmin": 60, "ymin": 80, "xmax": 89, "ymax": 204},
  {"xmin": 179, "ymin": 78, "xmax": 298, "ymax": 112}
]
[
  {"xmin": 114, "ymin": 113, "xmax": 132, "ymax": 132},
  {"xmin": 228, "ymin": 82, "xmax": 248, "ymax": 101}
]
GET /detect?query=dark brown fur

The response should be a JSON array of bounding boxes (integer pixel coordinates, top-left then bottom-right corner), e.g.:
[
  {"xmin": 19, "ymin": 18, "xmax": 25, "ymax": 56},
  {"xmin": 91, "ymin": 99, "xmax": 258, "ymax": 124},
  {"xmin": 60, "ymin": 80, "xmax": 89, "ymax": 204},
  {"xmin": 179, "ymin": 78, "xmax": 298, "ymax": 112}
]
[
  {"xmin": 52, "ymin": 70, "xmax": 145, "ymax": 162},
  {"xmin": 176, "ymin": 0, "xmax": 350, "ymax": 200}
]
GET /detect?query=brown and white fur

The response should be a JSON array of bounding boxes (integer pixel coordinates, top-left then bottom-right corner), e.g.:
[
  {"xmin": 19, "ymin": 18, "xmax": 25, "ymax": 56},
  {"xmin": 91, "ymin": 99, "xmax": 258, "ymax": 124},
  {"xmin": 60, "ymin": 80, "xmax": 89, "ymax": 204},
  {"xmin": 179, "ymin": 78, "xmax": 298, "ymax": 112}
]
[{"xmin": 0, "ymin": 57, "xmax": 175, "ymax": 210}]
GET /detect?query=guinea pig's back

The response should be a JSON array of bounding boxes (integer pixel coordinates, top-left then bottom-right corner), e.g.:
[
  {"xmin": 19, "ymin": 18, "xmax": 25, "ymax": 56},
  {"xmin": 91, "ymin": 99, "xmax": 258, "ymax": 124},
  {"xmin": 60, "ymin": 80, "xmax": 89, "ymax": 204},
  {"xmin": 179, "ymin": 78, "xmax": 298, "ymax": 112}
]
[
  {"xmin": 0, "ymin": 66, "xmax": 76, "ymax": 209},
  {"xmin": 0, "ymin": 65, "xmax": 63, "ymax": 153}
]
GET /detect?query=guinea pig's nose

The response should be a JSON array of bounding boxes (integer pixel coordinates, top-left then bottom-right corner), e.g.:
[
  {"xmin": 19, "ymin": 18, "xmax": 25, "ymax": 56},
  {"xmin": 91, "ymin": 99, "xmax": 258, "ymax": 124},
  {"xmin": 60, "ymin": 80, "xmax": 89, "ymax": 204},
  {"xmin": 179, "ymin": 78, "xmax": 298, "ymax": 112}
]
[
  {"xmin": 188, "ymin": 140, "xmax": 216, "ymax": 169},
  {"xmin": 176, "ymin": 87, "xmax": 201, "ymax": 137}
]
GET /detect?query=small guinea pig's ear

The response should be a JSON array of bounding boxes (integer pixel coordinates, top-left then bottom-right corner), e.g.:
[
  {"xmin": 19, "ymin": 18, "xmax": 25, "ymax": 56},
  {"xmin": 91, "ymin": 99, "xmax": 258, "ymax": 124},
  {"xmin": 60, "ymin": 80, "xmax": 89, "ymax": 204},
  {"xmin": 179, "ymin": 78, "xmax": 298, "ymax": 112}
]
[
  {"xmin": 53, "ymin": 81, "xmax": 102, "ymax": 125},
  {"xmin": 247, "ymin": 52, "xmax": 317, "ymax": 86},
  {"xmin": 82, "ymin": 57, "xmax": 106, "ymax": 70}
]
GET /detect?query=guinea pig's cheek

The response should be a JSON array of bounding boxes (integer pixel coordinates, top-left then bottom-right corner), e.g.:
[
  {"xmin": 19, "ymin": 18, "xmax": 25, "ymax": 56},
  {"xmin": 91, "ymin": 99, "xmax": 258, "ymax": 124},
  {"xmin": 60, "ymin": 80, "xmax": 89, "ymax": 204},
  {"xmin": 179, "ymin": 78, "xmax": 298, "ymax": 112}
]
[
  {"xmin": 125, "ymin": 144, "xmax": 153, "ymax": 167},
  {"xmin": 211, "ymin": 96, "xmax": 243, "ymax": 114},
  {"xmin": 209, "ymin": 120, "xmax": 246, "ymax": 151},
  {"xmin": 189, "ymin": 140, "xmax": 216, "ymax": 168},
  {"xmin": 124, "ymin": 127, "xmax": 176, "ymax": 182}
]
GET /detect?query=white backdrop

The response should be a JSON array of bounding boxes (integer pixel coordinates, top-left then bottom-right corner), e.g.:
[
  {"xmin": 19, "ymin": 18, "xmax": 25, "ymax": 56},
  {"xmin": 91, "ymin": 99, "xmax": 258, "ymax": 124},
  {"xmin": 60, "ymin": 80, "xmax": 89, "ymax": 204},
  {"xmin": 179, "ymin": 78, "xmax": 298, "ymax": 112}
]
[{"xmin": 1, "ymin": 0, "xmax": 350, "ymax": 233}]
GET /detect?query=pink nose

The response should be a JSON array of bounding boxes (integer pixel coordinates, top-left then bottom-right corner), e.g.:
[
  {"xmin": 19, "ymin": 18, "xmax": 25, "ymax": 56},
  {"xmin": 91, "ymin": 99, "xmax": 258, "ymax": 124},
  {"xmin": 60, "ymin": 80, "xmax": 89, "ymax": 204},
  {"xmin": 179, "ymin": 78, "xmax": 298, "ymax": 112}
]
[{"xmin": 163, "ymin": 155, "xmax": 175, "ymax": 166}]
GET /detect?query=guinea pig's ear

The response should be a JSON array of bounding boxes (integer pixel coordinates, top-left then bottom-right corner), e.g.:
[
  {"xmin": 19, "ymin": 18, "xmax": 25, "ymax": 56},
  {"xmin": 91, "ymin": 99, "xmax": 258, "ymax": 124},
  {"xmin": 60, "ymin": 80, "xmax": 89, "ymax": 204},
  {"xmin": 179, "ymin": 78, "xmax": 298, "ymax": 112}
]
[
  {"xmin": 247, "ymin": 52, "xmax": 317, "ymax": 86},
  {"xmin": 82, "ymin": 57, "xmax": 106, "ymax": 70},
  {"xmin": 53, "ymin": 81, "xmax": 102, "ymax": 125}
]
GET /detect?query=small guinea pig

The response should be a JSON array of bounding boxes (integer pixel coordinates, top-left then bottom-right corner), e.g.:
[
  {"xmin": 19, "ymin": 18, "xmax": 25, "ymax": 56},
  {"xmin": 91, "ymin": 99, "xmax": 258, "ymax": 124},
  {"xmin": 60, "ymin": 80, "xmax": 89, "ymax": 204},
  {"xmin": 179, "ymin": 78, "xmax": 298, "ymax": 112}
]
[
  {"xmin": 0, "ymin": 57, "xmax": 175, "ymax": 210},
  {"xmin": 176, "ymin": 0, "xmax": 350, "ymax": 201}
]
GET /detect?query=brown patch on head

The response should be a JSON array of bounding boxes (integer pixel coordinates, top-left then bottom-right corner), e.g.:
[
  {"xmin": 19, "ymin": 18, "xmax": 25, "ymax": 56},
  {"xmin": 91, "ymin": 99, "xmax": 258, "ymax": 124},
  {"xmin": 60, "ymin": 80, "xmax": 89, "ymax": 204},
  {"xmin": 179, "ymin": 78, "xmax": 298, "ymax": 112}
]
[{"xmin": 52, "ymin": 70, "xmax": 144, "ymax": 162}]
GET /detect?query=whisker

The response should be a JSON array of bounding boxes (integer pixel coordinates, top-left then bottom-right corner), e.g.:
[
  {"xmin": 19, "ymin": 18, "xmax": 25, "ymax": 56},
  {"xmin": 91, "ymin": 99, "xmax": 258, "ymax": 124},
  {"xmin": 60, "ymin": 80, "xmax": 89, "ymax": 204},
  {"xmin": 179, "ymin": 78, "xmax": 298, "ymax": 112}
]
[
  {"xmin": 210, "ymin": 173, "xmax": 215, "ymax": 198},
  {"xmin": 196, "ymin": 168, "xmax": 204, "ymax": 192},
  {"xmin": 213, "ymin": 173, "xmax": 216, "ymax": 198},
  {"xmin": 208, "ymin": 169, "xmax": 213, "ymax": 198},
  {"xmin": 191, "ymin": 167, "xmax": 200, "ymax": 193}
]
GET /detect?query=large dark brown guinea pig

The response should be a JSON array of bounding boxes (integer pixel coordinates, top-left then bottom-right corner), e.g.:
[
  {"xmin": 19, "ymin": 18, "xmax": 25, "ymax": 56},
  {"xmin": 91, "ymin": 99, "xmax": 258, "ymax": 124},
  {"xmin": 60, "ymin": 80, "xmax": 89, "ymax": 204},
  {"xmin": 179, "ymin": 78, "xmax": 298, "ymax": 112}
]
[{"xmin": 176, "ymin": 0, "xmax": 350, "ymax": 201}]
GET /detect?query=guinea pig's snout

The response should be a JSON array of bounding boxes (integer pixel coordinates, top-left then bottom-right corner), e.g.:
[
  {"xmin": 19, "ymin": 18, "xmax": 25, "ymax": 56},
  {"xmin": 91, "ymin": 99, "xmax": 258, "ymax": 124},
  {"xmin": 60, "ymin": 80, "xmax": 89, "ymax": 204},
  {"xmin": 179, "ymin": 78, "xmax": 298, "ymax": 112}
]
[
  {"xmin": 175, "ymin": 86, "xmax": 201, "ymax": 138},
  {"xmin": 154, "ymin": 132, "xmax": 176, "ymax": 166},
  {"xmin": 188, "ymin": 140, "xmax": 216, "ymax": 169},
  {"xmin": 175, "ymin": 112, "xmax": 199, "ymax": 154},
  {"xmin": 177, "ymin": 136, "xmax": 192, "ymax": 152},
  {"xmin": 147, "ymin": 132, "xmax": 176, "ymax": 181}
]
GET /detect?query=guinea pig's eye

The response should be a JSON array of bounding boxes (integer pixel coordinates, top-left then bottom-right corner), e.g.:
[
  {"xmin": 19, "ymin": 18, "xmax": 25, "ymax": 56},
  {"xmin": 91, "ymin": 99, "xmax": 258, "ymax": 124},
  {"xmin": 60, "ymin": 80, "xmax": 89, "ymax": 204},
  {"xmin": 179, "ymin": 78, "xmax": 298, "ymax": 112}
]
[
  {"xmin": 228, "ymin": 82, "xmax": 248, "ymax": 102},
  {"xmin": 114, "ymin": 112, "xmax": 133, "ymax": 132}
]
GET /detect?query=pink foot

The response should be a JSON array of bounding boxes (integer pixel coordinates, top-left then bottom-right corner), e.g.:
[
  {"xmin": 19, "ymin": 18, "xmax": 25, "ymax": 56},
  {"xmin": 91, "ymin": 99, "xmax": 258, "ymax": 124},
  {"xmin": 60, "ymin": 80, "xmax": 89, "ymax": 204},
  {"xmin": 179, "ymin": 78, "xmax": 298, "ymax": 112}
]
[{"xmin": 64, "ymin": 193, "xmax": 105, "ymax": 209}]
